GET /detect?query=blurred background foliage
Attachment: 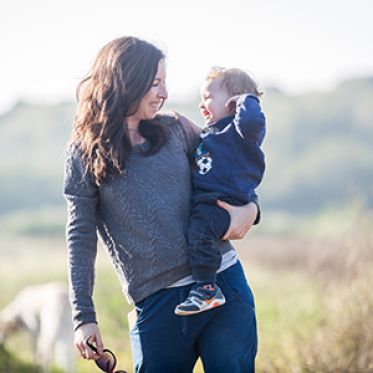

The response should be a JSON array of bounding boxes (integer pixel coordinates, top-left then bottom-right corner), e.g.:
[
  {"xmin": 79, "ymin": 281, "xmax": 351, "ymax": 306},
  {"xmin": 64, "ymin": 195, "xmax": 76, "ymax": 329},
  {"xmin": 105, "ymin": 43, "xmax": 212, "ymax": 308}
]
[{"xmin": 0, "ymin": 77, "xmax": 372, "ymax": 235}]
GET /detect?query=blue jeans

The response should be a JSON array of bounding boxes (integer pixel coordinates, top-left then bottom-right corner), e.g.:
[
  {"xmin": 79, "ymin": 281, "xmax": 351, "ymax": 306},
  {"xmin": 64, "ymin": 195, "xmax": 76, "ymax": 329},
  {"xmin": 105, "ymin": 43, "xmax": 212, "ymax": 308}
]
[{"xmin": 129, "ymin": 261, "xmax": 257, "ymax": 372}]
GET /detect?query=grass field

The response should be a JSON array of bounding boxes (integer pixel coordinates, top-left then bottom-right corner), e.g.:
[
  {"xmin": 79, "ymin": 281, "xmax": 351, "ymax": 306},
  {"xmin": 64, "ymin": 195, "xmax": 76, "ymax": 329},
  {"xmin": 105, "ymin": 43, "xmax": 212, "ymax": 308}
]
[{"xmin": 1, "ymin": 225, "xmax": 373, "ymax": 372}]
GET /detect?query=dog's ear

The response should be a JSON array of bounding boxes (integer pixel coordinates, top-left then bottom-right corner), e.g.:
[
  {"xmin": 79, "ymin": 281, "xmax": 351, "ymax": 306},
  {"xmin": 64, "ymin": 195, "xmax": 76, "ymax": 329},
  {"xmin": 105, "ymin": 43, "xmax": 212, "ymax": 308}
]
[
  {"xmin": 2, "ymin": 318, "xmax": 20, "ymax": 335},
  {"xmin": 0, "ymin": 308, "xmax": 21, "ymax": 340}
]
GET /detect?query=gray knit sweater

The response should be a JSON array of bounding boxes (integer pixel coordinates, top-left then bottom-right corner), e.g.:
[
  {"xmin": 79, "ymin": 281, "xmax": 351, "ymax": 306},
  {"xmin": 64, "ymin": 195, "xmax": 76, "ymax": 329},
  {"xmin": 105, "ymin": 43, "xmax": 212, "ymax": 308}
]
[{"xmin": 63, "ymin": 115, "xmax": 234, "ymax": 329}]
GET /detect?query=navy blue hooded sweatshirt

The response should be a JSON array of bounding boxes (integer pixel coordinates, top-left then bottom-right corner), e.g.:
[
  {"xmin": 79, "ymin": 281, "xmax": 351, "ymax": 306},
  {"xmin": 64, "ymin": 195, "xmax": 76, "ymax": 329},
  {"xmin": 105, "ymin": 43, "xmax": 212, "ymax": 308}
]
[{"xmin": 192, "ymin": 94, "xmax": 266, "ymax": 203}]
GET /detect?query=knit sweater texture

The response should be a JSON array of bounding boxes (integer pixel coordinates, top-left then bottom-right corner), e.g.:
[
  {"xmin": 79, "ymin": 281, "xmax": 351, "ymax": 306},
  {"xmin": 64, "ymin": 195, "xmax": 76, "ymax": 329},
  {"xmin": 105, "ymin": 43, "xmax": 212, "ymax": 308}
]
[{"xmin": 63, "ymin": 115, "xmax": 235, "ymax": 329}]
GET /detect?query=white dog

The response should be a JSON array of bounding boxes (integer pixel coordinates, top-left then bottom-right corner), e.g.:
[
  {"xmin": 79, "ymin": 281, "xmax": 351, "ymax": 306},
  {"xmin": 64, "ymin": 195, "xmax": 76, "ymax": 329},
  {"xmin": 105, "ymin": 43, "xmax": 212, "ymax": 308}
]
[{"xmin": 0, "ymin": 282, "xmax": 75, "ymax": 373}]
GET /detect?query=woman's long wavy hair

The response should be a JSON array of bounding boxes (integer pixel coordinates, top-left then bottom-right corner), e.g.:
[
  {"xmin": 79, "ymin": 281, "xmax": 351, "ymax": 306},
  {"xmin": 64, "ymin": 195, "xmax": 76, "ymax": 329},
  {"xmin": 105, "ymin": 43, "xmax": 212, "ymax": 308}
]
[{"xmin": 71, "ymin": 36, "xmax": 169, "ymax": 185}]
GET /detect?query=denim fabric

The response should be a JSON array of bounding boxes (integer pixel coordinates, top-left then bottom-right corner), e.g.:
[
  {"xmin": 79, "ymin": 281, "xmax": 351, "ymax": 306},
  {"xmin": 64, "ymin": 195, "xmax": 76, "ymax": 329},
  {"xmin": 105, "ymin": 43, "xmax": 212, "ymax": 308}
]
[
  {"xmin": 129, "ymin": 261, "xmax": 257, "ymax": 373},
  {"xmin": 188, "ymin": 202, "xmax": 231, "ymax": 282}
]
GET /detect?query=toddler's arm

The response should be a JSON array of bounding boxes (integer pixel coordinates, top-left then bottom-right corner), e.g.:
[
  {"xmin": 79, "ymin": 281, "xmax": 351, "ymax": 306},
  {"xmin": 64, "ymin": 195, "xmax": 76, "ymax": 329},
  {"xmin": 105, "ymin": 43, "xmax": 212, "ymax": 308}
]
[{"xmin": 228, "ymin": 94, "xmax": 266, "ymax": 144}]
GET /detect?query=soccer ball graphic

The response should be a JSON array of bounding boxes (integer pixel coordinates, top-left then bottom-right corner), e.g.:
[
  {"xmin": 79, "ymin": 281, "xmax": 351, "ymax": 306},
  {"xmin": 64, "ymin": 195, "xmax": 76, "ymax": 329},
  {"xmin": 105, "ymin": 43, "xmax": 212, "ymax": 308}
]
[{"xmin": 197, "ymin": 156, "xmax": 213, "ymax": 175}]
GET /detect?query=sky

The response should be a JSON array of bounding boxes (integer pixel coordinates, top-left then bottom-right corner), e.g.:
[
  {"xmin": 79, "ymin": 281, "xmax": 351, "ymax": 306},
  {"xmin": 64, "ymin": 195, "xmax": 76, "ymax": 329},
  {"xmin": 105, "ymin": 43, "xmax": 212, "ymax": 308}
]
[{"xmin": 0, "ymin": 0, "xmax": 372, "ymax": 113}]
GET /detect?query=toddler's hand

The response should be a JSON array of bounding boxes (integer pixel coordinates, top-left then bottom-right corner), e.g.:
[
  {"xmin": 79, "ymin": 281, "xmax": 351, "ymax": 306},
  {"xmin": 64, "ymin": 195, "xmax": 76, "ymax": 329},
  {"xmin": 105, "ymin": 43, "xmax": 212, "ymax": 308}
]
[{"xmin": 225, "ymin": 95, "xmax": 241, "ymax": 114}]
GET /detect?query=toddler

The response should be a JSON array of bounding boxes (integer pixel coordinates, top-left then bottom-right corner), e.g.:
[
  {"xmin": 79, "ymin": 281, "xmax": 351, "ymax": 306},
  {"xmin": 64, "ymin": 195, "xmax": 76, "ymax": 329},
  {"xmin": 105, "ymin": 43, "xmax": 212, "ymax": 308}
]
[{"xmin": 175, "ymin": 67, "xmax": 266, "ymax": 315}]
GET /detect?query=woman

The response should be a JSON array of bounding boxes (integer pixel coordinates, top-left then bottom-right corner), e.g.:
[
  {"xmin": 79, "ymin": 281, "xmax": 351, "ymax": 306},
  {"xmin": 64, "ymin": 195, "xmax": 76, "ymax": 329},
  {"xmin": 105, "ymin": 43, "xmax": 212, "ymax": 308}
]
[{"xmin": 63, "ymin": 36, "xmax": 258, "ymax": 372}]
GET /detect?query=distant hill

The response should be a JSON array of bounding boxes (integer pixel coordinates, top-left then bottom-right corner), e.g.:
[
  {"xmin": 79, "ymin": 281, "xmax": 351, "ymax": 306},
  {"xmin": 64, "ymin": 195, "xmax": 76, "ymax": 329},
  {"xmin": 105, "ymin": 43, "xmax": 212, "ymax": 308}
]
[
  {"xmin": 0, "ymin": 101, "xmax": 74, "ymax": 214},
  {"xmin": 260, "ymin": 77, "xmax": 373, "ymax": 212},
  {"xmin": 0, "ymin": 77, "xmax": 372, "ymax": 222}
]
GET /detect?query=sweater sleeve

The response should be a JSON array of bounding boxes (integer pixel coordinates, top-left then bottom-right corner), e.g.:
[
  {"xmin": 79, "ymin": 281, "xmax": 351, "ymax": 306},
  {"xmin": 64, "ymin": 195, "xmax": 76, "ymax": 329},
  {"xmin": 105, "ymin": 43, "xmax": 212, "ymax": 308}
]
[
  {"xmin": 177, "ymin": 114, "xmax": 202, "ymax": 159},
  {"xmin": 233, "ymin": 94, "xmax": 266, "ymax": 144},
  {"xmin": 63, "ymin": 145, "xmax": 99, "ymax": 330}
]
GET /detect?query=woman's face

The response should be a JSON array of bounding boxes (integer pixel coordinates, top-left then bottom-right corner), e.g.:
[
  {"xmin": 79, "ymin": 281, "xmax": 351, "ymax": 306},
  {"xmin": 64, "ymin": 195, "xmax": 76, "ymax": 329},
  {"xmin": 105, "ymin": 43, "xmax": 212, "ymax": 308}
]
[{"xmin": 129, "ymin": 59, "xmax": 168, "ymax": 123}]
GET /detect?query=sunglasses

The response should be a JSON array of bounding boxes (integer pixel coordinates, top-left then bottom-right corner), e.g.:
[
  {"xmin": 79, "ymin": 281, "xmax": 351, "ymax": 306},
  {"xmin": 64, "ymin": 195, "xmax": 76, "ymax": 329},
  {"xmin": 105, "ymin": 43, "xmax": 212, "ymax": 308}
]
[{"xmin": 86, "ymin": 337, "xmax": 127, "ymax": 373}]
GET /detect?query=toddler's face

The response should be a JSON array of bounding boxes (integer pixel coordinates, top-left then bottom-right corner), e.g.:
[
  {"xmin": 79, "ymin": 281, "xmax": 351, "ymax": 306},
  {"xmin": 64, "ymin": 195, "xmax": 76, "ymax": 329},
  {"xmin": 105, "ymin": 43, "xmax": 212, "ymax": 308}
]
[{"xmin": 199, "ymin": 78, "xmax": 230, "ymax": 125}]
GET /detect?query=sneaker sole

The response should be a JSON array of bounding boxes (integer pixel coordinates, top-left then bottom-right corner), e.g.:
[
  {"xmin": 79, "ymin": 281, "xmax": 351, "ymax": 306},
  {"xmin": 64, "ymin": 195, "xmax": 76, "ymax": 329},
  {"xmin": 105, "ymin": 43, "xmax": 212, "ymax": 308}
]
[{"xmin": 174, "ymin": 298, "xmax": 226, "ymax": 316}]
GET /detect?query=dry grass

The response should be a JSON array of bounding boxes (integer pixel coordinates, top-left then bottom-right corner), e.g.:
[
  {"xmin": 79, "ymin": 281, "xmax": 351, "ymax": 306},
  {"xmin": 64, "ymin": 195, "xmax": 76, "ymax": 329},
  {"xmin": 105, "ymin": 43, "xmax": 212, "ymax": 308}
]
[
  {"xmin": 1, "ymin": 214, "xmax": 373, "ymax": 372},
  {"xmin": 237, "ymin": 216, "xmax": 373, "ymax": 373}
]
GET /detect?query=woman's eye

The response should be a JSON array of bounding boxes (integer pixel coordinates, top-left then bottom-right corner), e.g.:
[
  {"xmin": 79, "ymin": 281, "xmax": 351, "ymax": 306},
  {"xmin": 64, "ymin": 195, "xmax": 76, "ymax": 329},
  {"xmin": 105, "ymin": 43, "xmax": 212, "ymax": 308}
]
[{"xmin": 152, "ymin": 80, "xmax": 166, "ymax": 88}]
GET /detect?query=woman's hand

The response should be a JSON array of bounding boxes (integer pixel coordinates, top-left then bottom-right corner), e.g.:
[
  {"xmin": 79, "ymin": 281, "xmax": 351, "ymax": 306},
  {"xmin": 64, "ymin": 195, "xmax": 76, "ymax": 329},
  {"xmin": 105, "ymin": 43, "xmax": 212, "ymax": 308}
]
[
  {"xmin": 75, "ymin": 322, "xmax": 104, "ymax": 360},
  {"xmin": 217, "ymin": 200, "xmax": 258, "ymax": 240}
]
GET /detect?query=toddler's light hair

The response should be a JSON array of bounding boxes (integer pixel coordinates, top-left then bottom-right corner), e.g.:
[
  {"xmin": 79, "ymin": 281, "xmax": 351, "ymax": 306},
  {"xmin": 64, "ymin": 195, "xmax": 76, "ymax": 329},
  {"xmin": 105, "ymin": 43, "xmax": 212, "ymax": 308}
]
[{"xmin": 206, "ymin": 66, "xmax": 263, "ymax": 97}]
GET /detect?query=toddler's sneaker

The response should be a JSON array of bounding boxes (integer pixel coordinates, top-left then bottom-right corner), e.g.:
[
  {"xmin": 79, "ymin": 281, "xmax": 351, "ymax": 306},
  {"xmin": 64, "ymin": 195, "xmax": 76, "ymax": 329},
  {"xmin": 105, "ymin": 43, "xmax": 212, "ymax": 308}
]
[{"xmin": 174, "ymin": 283, "xmax": 226, "ymax": 316}]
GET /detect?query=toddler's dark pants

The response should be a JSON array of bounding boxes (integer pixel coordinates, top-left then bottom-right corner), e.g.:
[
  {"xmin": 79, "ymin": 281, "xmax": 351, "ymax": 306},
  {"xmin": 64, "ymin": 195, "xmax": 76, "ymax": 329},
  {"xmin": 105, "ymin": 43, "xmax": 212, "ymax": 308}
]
[{"xmin": 188, "ymin": 192, "xmax": 245, "ymax": 283}]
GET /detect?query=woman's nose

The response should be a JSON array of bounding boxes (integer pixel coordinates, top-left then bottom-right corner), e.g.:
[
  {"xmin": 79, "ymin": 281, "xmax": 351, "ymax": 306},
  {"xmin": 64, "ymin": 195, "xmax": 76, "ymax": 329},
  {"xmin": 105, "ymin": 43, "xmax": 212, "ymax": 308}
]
[{"xmin": 158, "ymin": 84, "xmax": 168, "ymax": 100}]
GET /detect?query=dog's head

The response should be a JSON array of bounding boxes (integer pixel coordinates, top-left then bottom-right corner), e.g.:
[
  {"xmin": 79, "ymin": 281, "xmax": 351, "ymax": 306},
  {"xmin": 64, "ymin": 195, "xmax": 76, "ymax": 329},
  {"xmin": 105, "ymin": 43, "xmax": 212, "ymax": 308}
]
[{"xmin": 0, "ymin": 307, "xmax": 22, "ymax": 345}]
